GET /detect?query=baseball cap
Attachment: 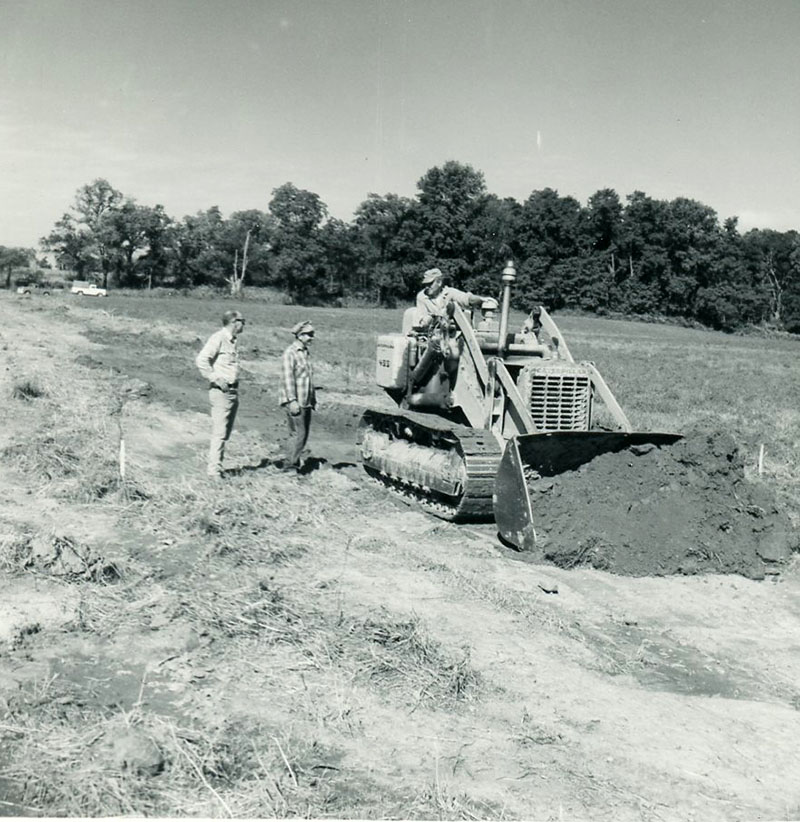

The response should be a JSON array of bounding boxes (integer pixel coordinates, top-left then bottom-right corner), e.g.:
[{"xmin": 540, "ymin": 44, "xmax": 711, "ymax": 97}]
[{"xmin": 421, "ymin": 267, "xmax": 443, "ymax": 285}]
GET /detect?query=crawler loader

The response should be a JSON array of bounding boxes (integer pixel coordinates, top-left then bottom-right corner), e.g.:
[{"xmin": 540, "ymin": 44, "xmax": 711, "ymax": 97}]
[{"xmin": 357, "ymin": 262, "xmax": 682, "ymax": 550}]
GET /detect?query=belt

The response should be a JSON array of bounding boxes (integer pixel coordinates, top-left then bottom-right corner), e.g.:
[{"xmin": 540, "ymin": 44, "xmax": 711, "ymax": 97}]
[{"xmin": 210, "ymin": 381, "xmax": 239, "ymax": 392}]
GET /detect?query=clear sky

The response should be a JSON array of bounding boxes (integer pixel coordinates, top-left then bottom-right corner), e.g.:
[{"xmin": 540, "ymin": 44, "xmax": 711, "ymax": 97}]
[{"xmin": 2, "ymin": 0, "xmax": 799, "ymax": 248}]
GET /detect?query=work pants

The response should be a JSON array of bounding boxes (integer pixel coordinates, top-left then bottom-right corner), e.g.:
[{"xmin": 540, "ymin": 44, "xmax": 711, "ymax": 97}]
[
  {"xmin": 285, "ymin": 406, "xmax": 312, "ymax": 468},
  {"xmin": 207, "ymin": 388, "xmax": 239, "ymax": 476}
]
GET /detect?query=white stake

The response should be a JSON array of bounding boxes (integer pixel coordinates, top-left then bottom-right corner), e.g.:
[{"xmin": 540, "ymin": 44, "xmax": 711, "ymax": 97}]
[
  {"xmin": 119, "ymin": 436, "xmax": 126, "ymax": 481},
  {"xmin": 758, "ymin": 443, "xmax": 764, "ymax": 476}
]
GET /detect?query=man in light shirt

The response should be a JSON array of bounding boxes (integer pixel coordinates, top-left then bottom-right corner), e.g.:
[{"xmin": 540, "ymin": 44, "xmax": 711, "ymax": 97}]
[
  {"xmin": 279, "ymin": 320, "xmax": 317, "ymax": 473},
  {"xmin": 195, "ymin": 310, "xmax": 245, "ymax": 478},
  {"xmin": 415, "ymin": 267, "xmax": 489, "ymax": 328}
]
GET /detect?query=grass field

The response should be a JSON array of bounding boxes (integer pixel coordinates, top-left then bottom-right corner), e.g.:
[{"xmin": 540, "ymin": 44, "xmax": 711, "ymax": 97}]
[
  {"xmin": 1, "ymin": 291, "xmax": 799, "ymax": 819},
  {"xmin": 62, "ymin": 291, "xmax": 800, "ymax": 499}
]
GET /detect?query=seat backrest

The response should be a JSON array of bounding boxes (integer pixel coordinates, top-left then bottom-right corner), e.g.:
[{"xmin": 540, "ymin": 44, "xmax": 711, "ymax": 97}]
[{"xmin": 401, "ymin": 306, "xmax": 418, "ymax": 334}]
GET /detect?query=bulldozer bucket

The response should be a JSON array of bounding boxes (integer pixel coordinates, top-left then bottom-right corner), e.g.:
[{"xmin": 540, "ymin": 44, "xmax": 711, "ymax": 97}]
[{"xmin": 493, "ymin": 430, "xmax": 683, "ymax": 551}]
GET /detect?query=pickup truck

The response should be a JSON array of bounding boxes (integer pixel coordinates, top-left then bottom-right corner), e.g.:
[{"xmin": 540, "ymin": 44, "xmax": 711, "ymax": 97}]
[
  {"xmin": 16, "ymin": 282, "xmax": 64, "ymax": 296},
  {"xmin": 71, "ymin": 281, "xmax": 108, "ymax": 297}
]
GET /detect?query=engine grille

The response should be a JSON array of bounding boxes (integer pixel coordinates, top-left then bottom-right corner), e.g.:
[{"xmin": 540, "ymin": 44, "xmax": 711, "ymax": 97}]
[{"xmin": 525, "ymin": 367, "xmax": 592, "ymax": 431}]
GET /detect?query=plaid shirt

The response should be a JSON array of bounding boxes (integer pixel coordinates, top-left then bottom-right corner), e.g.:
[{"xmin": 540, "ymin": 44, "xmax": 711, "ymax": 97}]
[{"xmin": 280, "ymin": 340, "xmax": 316, "ymax": 407}]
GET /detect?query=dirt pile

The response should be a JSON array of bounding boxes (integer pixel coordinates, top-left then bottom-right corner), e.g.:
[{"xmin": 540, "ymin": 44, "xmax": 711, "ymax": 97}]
[{"xmin": 529, "ymin": 429, "xmax": 797, "ymax": 579}]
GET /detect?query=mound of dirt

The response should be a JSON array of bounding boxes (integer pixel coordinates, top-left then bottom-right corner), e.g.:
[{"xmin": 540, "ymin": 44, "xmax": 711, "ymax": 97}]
[{"xmin": 529, "ymin": 430, "xmax": 797, "ymax": 579}]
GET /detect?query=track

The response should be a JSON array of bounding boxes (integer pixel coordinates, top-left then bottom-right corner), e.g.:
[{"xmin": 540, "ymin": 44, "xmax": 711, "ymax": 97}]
[{"xmin": 357, "ymin": 408, "xmax": 503, "ymax": 521}]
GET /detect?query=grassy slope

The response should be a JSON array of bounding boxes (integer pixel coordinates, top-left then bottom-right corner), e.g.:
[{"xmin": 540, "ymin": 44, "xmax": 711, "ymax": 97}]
[{"xmin": 1, "ymin": 293, "xmax": 799, "ymax": 819}]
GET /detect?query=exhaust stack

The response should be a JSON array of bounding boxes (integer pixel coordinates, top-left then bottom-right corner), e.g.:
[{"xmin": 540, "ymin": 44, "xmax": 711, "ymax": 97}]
[{"xmin": 497, "ymin": 260, "xmax": 516, "ymax": 359}]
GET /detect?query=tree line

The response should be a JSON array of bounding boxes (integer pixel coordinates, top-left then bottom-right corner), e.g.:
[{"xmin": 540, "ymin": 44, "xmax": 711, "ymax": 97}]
[{"xmin": 4, "ymin": 161, "xmax": 799, "ymax": 332}]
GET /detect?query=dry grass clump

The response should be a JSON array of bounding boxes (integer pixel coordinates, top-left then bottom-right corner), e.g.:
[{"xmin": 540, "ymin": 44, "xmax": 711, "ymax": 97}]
[
  {"xmin": 0, "ymin": 518, "xmax": 126, "ymax": 585},
  {"xmin": 1, "ymin": 404, "xmax": 121, "ymax": 501},
  {"xmin": 71, "ymin": 583, "xmax": 150, "ymax": 638},
  {"xmin": 0, "ymin": 528, "xmax": 34, "ymax": 574},
  {"xmin": 339, "ymin": 611, "xmax": 482, "ymax": 709},
  {"xmin": 0, "ymin": 352, "xmax": 150, "ymax": 504},
  {"xmin": 1, "ymin": 414, "xmax": 151, "ymax": 504},
  {"xmin": 135, "ymin": 474, "xmax": 333, "ymax": 563},
  {"xmin": 0, "ymin": 530, "xmax": 120, "ymax": 582},
  {"xmin": 177, "ymin": 577, "xmax": 317, "ymax": 644},
  {"xmin": 10, "ymin": 377, "xmax": 47, "ymax": 401},
  {"xmin": 0, "ymin": 683, "xmax": 414, "ymax": 818},
  {"xmin": 81, "ymin": 475, "xmax": 152, "ymax": 505},
  {"xmin": 144, "ymin": 478, "xmax": 280, "ymax": 530},
  {"xmin": 2, "ymin": 434, "xmax": 82, "ymax": 481},
  {"xmin": 202, "ymin": 527, "xmax": 311, "ymax": 566},
  {"xmin": 1, "ymin": 697, "xmax": 228, "ymax": 815},
  {"xmin": 510, "ymin": 707, "xmax": 563, "ymax": 747},
  {"xmin": 192, "ymin": 500, "xmax": 283, "ymax": 557},
  {"xmin": 407, "ymin": 781, "xmax": 505, "ymax": 821}
]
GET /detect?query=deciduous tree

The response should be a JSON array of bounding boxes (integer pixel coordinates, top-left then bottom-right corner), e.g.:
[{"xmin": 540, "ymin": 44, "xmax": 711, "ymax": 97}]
[
  {"xmin": 353, "ymin": 193, "xmax": 420, "ymax": 304},
  {"xmin": 268, "ymin": 183, "xmax": 329, "ymax": 303},
  {"xmin": 414, "ymin": 161, "xmax": 488, "ymax": 284},
  {"xmin": 462, "ymin": 195, "xmax": 523, "ymax": 297},
  {"xmin": 41, "ymin": 214, "xmax": 94, "ymax": 276},
  {"xmin": 516, "ymin": 188, "xmax": 584, "ymax": 309},
  {"xmin": 41, "ymin": 179, "xmax": 125, "ymax": 285},
  {"xmin": 741, "ymin": 228, "xmax": 800, "ymax": 327},
  {"xmin": 172, "ymin": 207, "xmax": 229, "ymax": 287},
  {"xmin": 616, "ymin": 191, "xmax": 671, "ymax": 313},
  {"xmin": 73, "ymin": 179, "xmax": 124, "ymax": 286},
  {"xmin": 225, "ymin": 210, "xmax": 272, "ymax": 295},
  {"xmin": 0, "ymin": 246, "xmax": 34, "ymax": 289}
]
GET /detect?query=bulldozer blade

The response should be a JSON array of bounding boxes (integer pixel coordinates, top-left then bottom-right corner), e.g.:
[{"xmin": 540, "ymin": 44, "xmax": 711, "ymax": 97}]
[
  {"xmin": 493, "ymin": 437, "xmax": 537, "ymax": 551},
  {"xmin": 493, "ymin": 430, "xmax": 683, "ymax": 552}
]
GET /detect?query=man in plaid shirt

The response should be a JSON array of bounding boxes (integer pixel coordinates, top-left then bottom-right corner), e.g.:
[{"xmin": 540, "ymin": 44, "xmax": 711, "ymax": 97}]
[{"xmin": 280, "ymin": 320, "xmax": 317, "ymax": 472}]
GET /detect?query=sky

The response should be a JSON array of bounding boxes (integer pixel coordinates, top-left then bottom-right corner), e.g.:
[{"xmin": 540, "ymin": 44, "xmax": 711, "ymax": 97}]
[{"xmin": 2, "ymin": 0, "xmax": 799, "ymax": 248}]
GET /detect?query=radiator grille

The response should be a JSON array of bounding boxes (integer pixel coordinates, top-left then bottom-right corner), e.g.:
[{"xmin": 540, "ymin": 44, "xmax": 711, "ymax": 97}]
[{"xmin": 528, "ymin": 371, "xmax": 591, "ymax": 431}]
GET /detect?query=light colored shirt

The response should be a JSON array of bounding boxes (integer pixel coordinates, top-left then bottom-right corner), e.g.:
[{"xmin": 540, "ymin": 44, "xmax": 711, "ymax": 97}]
[
  {"xmin": 195, "ymin": 327, "xmax": 240, "ymax": 385},
  {"xmin": 415, "ymin": 285, "xmax": 474, "ymax": 326},
  {"xmin": 280, "ymin": 340, "xmax": 316, "ymax": 407}
]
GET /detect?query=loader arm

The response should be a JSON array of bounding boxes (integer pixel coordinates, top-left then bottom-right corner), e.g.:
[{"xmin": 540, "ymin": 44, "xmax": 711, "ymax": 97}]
[
  {"xmin": 536, "ymin": 306, "xmax": 575, "ymax": 363},
  {"xmin": 450, "ymin": 304, "xmax": 537, "ymax": 438},
  {"xmin": 584, "ymin": 362, "xmax": 632, "ymax": 432}
]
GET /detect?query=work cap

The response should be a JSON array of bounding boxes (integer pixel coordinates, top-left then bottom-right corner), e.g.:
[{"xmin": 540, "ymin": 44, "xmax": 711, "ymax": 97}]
[
  {"xmin": 421, "ymin": 267, "xmax": 444, "ymax": 285},
  {"xmin": 291, "ymin": 320, "xmax": 315, "ymax": 337}
]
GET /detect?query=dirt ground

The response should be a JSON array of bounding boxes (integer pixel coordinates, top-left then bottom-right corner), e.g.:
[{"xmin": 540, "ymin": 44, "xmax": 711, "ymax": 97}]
[
  {"xmin": 526, "ymin": 429, "xmax": 796, "ymax": 579},
  {"xmin": 2, "ymin": 296, "xmax": 800, "ymax": 820}
]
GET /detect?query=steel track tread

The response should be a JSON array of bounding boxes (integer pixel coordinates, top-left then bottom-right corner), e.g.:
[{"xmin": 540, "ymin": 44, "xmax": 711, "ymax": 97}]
[{"xmin": 358, "ymin": 408, "xmax": 503, "ymax": 522}]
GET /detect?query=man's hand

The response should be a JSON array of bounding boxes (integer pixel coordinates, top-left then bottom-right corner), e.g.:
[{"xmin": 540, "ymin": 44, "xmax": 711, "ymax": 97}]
[
  {"xmin": 214, "ymin": 378, "xmax": 229, "ymax": 392},
  {"xmin": 287, "ymin": 400, "xmax": 301, "ymax": 416}
]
